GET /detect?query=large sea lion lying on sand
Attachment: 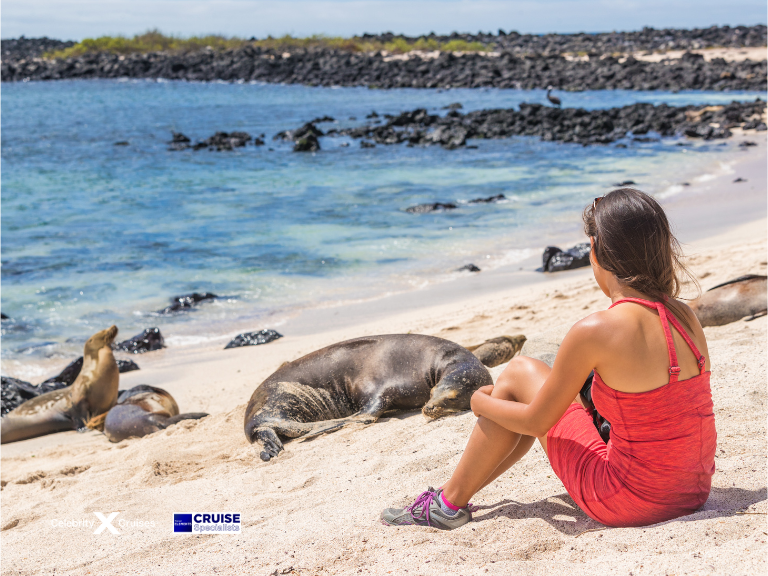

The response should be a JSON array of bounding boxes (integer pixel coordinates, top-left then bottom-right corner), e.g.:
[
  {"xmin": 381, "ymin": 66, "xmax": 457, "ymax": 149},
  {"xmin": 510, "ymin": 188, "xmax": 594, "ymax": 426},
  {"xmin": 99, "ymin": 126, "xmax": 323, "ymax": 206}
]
[
  {"xmin": 96, "ymin": 385, "xmax": 208, "ymax": 443},
  {"xmin": 244, "ymin": 334, "xmax": 498, "ymax": 461},
  {"xmin": 1, "ymin": 326, "xmax": 120, "ymax": 444},
  {"xmin": 690, "ymin": 275, "xmax": 767, "ymax": 327}
]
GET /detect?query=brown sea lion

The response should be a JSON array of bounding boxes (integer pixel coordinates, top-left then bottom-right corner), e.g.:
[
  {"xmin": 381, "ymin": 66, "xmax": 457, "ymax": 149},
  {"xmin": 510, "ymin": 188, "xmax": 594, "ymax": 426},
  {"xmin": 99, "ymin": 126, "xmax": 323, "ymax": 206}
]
[
  {"xmin": 466, "ymin": 334, "xmax": 526, "ymax": 367},
  {"xmin": 99, "ymin": 385, "xmax": 208, "ymax": 443},
  {"xmin": 1, "ymin": 326, "xmax": 120, "ymax": 444},
  {"xmin": 690, "ymin": 275, "xmax": 767, "ymax": 327},
  {"xmin": 244, "ymin": 334, "xmax": 493, "ymax": 461}
]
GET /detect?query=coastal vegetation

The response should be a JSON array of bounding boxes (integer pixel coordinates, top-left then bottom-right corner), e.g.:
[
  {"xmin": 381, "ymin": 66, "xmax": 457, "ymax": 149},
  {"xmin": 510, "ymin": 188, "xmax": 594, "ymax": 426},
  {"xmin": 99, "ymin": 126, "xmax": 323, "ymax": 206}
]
[{"xmin": 44, "ymin": 30, "xmax": 489, "ymax": 59}]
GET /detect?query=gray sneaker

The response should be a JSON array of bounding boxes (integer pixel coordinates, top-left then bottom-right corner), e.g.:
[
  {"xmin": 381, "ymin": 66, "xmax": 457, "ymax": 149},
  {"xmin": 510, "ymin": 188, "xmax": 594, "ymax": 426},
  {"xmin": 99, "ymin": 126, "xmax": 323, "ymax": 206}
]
[{"xmin": 380, "ymin": 489, "xmax": 473, "ymax": 530}]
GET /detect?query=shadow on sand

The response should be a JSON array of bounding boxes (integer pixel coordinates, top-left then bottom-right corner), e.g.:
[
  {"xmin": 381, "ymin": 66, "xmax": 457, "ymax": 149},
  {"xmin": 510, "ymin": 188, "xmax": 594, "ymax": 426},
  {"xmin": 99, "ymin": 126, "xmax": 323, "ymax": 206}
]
[{"xmin": 471, "ymin": 485, "xmax": 767, "ymax": 535}]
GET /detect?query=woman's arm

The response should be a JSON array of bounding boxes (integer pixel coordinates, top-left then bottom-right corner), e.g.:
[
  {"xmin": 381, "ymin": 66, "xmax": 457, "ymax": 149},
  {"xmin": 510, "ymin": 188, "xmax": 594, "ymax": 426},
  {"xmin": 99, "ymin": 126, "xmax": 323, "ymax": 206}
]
[{"xmin": 470, "ymin": 315, "xmax": 605, "ymax": 437}]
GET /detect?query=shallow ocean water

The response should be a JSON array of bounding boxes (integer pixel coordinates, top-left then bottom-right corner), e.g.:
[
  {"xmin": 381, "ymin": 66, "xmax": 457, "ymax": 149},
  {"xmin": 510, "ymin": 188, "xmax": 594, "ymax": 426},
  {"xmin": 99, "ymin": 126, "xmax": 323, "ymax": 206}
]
[{"xmin": 1, "ymin": 80, "xmax": 764, "ymax": 375}]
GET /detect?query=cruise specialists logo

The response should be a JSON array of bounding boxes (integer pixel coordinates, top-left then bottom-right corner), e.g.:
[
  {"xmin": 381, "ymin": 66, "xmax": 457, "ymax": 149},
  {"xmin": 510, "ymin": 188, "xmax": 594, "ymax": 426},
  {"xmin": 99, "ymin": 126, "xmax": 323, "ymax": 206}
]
[{"xmin": 174, "ymin": 513, "xmax": 241, "ymax": 534}]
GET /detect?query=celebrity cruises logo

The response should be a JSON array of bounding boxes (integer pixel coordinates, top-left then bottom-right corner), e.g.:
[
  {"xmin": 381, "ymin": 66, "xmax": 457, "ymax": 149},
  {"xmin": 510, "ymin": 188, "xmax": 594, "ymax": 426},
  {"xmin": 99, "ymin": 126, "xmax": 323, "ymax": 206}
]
[
  {"xmin": 49, "ymin": 512, "xmax": 155, "ymax": 535},
  {"xmin": 174, "ymin": 513, "xmax": 241, "ymax": 534}
]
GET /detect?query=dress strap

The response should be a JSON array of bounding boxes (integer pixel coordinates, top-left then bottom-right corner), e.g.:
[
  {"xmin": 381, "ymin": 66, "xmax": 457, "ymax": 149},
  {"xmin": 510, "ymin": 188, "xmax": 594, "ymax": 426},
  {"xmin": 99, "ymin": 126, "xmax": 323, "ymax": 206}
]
[
  {"xmin": 655, "ymin": 304, "xmax": 681, "ymax": 383},
  {"xmin": 660, "ymin": 305, "xmax": 707, "ymax": 375},
  {"xmin": 609, "ymin": 297, "xmax": 707, "ymax": 382}
]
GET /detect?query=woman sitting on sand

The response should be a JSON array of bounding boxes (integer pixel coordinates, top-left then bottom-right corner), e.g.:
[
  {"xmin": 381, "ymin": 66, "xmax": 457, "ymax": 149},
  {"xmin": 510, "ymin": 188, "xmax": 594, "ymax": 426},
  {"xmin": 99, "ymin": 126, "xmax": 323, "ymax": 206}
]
[{"xmin": 381, "ymin": 188, "xmax": 716, "ymax": 530}]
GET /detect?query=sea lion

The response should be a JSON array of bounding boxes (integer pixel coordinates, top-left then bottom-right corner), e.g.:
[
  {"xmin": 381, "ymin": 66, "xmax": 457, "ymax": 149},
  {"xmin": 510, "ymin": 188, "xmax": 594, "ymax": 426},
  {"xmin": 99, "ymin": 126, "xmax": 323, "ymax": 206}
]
[
  {"xmin": 466, "ymin": 335, "xmax": 526, "ymax": 368},
  {"xmin": 1, "ymin": 326, "xmax": 120, "ymax": 444},
  {"xmin": 690, "ymin": 275, "xmax": 767, "ymax": 327},
  {"xmin": 98, "ymin": 385, "xmax": 208, "ymax": 443},
  {"xmin": 244, "ymin": 334, "xmax": 493, "ymax": 461}
]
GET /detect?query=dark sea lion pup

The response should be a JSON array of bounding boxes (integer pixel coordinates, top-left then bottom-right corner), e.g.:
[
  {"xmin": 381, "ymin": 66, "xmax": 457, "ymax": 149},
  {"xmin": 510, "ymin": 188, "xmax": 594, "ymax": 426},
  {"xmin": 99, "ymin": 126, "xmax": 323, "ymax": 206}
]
[
  {"xmin": 94, "ymin": 385, "xmax": 208, "ymax": 443},
  {"xmin": 690, "ymin": 275, "xmax": 767, "ymax": 327},
  {"xmin": 244, "ymin": 334, "xmax": 493, "ymax": 461},
  {"xmin": 1, "ymin": 326, "xmax": 120, "ymax": 444}
]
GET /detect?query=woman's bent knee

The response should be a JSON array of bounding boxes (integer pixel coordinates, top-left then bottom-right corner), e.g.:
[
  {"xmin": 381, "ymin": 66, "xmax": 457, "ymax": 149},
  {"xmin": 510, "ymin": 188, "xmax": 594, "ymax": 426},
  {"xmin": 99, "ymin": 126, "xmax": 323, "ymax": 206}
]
[{"xmin": 493, "ymin": 356, "xmax": 551, "ymax": 403}]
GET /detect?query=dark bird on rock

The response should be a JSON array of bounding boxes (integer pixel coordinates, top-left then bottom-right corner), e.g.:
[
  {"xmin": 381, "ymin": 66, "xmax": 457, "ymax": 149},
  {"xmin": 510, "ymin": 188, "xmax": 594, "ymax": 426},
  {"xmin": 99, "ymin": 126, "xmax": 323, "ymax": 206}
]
[{"xmin": 546, "ymin": 86, "xmax": 561, "ymax": 108}]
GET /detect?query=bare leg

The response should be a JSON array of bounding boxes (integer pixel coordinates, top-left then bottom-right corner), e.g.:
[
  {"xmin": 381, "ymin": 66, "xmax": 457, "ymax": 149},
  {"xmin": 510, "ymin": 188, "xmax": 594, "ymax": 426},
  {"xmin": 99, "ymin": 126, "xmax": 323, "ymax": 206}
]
[{"xmin": 441, "ymin": 357, "xmax": 551, "ymax": 507}]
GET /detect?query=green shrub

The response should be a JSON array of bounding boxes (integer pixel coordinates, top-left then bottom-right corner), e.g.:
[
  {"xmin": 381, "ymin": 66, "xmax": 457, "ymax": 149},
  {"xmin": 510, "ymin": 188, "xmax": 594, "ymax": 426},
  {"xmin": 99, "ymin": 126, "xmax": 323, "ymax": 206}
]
[{"xmin": 44, "ymin": 30, "xmax": 490, "ymax": 59}]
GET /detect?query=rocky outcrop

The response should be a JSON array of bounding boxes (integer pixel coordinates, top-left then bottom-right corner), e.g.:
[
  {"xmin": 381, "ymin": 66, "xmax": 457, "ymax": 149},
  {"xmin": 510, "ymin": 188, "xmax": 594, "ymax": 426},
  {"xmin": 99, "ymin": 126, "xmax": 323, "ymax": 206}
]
[
  {"xmin": 3, "ymin": 27, "xmax": 765, "ymax": 64},
  {"xmin": 405, "ymin": 202, "xmax": 458, "ymax": 213},
  {"xmin": 3, "ymin": 40, "xmax": 765, "ymax": 91},
  {"xmin": 169, "ymin": 131, "xmax": 255, "ymax": 151},
  {"xmin": 310, "ymin": 100, "xmax": 767, "ymax": 149},
  {"xmin": 1, "ymin": 37, "xmax": 75, "ymax": 60}
]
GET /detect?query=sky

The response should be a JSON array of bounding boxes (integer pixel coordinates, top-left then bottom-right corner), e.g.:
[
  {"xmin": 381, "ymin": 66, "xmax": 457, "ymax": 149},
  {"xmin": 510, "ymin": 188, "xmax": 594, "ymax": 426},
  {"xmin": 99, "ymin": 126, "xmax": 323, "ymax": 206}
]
[{"xmin": 2, "ymin": 0, "xmax": 766, "ymax": 40}]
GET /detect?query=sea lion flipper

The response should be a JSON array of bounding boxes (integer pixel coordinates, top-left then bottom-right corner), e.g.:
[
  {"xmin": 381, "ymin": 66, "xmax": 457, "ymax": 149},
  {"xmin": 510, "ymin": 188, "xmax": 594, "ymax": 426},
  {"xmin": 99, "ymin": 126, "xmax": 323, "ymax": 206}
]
[
  {"xmin": 164, "ymin": 412, "xmax": 209, "ymax": 426},
  {"xmin": 255, "ymin": 427, "xmax": 285, "ymax": 461},
  {"xmin": 745, "ymin": 309, "xmax": 768, "ymax": 322}
]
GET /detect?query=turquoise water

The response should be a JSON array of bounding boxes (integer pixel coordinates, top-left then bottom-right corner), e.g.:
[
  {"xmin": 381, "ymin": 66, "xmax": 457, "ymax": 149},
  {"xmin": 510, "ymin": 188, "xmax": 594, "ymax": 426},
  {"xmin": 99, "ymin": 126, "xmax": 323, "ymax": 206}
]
[{"xmin": 1, "ymin": 80, "xmax": 764, "ymax": 375}]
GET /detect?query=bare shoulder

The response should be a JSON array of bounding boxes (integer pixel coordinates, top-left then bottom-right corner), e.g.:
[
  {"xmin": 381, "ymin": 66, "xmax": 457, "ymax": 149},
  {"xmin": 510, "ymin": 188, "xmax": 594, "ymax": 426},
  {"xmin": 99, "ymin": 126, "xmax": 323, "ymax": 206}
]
[
  {"xmin": 671, "ymin": 298, "xmax": 708, "ymax": 340},
  {"xmin": 564, "ymin": 310, "xmax": 620, "ymax": 344}
]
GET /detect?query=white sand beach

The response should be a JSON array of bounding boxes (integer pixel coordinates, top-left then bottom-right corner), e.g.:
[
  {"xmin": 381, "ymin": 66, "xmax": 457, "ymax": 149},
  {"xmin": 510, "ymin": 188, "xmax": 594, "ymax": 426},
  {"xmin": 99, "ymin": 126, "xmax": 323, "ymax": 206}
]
[{"xmin": 1, "ymin": 135, "xmax": 766, "ymax": 575}]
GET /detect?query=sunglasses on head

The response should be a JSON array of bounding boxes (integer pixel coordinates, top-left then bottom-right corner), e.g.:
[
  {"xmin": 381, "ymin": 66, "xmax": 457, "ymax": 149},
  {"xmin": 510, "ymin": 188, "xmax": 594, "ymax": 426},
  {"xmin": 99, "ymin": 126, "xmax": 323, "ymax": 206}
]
[{"xmin": 593, "ymin": 196, "xmax": 604, "ymax": 210}]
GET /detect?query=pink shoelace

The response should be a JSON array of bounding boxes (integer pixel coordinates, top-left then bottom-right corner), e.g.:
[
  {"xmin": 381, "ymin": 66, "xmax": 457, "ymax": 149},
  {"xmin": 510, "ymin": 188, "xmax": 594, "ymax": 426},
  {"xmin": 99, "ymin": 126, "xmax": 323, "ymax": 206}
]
[{"xmin": 405, "ymin": 490, "xmax": 477, "ymax": 526}]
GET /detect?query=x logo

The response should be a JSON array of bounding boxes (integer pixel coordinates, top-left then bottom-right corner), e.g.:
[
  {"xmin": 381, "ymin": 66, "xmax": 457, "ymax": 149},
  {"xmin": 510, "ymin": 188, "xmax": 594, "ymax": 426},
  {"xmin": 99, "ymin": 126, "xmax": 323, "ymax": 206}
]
[{"xmin": 93, "ymin": 512, "xmax": 120, "ymax": 535}]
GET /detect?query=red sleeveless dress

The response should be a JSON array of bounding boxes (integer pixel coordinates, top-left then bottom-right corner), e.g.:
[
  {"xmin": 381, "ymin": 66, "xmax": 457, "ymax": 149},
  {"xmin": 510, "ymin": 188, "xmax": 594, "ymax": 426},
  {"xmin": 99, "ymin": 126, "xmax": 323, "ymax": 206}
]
[{"xmin": 546, "ymin": 298, "xmax": 717, "ymax": 527}]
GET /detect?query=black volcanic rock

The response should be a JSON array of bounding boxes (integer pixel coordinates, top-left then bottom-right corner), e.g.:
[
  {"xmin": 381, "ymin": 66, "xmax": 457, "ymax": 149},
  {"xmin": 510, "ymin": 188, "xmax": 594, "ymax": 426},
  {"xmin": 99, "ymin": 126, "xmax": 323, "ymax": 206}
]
[
  {"xmin": 542, "ymin": 242, "xmax": 591, "ymax": 272},
  {"xmin": 3, "ymin": 27, "xmax": 765, "ymax": 91},
  {"xmin": 275, "ymin": 122, "xmax": 323, "ymax": 142},
  {"xmin": 224, "ymin": 329, "xmax": 283, "ymax": 349},
  {"xmin": 468, "ymin": 194, "xmax": 506, "ymax": 204},
  {"xmin": 114, "ymin": 328, "xmax": 165, "ymax": 354},
  {"xmin": 41, "ymin": 356, "xmax": 84, "ymax": 386},
  {"xmin": 198, "ymin": 131, "xmax": 252, "ymax": 151},
  {"xmin": 1, "ymin": 376, "xmax": 49, "ymax": 416},
  {"xmin": 117, "ymin": 359, "xmax": 140, "ymax": 373},
  {"xmin": 406, "ymin": 202, "xmax": 459, "ymax": 213},
  {"xmin": 298, "ymin": 100, "xmax": 768, "ymax": 149},
  {"xmin": 158, "ymin": 292, "xmax": 217, "ymax": 314},
  {"xmin": 457, "ymin": 264, "xmax": 481, "ymax": 272},
  {"xmin": 294, "ymin": 134, "xmax": 320, "ymax": 152}
]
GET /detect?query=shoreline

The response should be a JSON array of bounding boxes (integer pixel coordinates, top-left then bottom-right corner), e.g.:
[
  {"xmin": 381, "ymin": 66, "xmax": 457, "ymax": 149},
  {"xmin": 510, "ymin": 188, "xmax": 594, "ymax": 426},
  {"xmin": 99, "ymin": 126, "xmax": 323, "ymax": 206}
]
[
  {"xmin": 3, "ymin": 129, "xmax": 764, "ymax": 384},
  {"xmin": 2, "ymin": 130, "xmax": 764, "ymax": 443}
]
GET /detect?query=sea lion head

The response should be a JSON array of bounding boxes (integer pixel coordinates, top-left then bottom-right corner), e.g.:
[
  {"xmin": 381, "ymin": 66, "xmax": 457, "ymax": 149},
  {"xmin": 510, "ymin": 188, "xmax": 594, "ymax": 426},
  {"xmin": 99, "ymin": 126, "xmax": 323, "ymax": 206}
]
[
  {"xmin": 84, "ymin": 325, "xmax": 118, "ymax": 355},
  {"xmin": 422, "ymin": 363, "xmax": 491, "ymax": 420}
]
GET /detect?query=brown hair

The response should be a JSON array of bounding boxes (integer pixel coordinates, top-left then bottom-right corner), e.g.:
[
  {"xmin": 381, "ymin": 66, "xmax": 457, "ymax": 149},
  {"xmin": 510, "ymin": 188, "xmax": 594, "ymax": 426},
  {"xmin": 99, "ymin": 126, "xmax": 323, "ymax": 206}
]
[{"xmin": 583, "ymin": 188, "xmax": 699, "ymax": 330}]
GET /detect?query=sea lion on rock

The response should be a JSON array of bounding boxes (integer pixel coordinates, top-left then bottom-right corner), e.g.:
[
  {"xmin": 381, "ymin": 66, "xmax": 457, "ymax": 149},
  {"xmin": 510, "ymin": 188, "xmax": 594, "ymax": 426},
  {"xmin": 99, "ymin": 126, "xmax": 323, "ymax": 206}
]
[
  {"xmin": 466, "ymin": 335, "xmax": 526, "ymax": 367},
  {"xmin": 244, "ymin": 334, "xmax": 492, "ymax": 461},
  {"xmin": 690, "ymin": 275, "xmax": 767, "ymax": 327},
  {"xmin": 99, "ymin": 385, "xmax": 208, "ymax": 443},
  {"xmin": 1, "ymin": 326, "xmax": 120, "ymax": 444}
]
